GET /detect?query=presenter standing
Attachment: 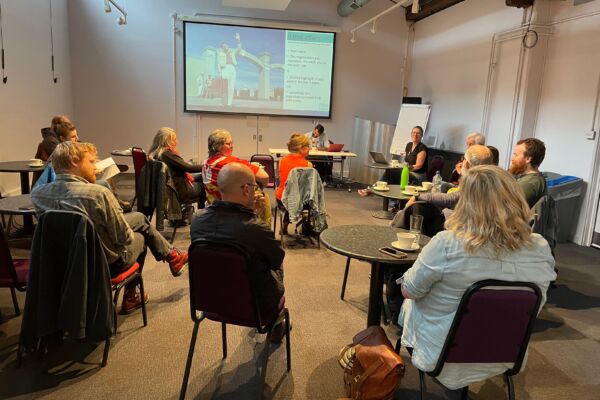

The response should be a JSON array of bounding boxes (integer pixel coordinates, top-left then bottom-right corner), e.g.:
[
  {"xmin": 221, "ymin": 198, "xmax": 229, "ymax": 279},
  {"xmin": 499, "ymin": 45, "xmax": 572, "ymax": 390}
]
[{"xmin": 218, "ymin": 33, "xmax": 242, "ymax": 106}]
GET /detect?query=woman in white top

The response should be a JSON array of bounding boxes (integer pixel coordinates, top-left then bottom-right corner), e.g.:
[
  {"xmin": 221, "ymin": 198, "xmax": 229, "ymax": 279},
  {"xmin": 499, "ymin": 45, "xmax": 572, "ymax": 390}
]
[{"xmin": 398, "ymin": 165, "xmax": 556, "ymax": 390}]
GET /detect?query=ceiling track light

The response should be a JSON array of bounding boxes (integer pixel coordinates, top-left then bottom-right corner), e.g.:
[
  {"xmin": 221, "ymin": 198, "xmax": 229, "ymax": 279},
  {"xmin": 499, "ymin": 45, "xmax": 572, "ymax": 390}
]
[
  {"xmin": 370, "ymin": 19, "xmax": 377, "ymax": 34},
  {"xmin": 350, "ymin": 31, "xmax": 356, "ymax": 43},
  {"xmin": 350, "ymin": 0, "xmax": 404, "ymax": 43},
  {"xmin": 103, "ymin": 0, "xmax": 127, "ymax": 25},
  {"xmin": 411, "ymin": 0, "xmax": 420, "ymax": 15}
]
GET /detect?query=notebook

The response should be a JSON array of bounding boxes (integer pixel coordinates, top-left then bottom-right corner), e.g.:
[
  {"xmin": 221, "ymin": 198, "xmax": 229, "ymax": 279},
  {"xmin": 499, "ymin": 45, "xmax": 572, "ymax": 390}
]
[
  {"xmin": 369, "ymin": 151, "xmax": 390, "ymax": 165},
  {"xmin": 327, "ymin": 143, "xmax": 344, "ymax": 152}
]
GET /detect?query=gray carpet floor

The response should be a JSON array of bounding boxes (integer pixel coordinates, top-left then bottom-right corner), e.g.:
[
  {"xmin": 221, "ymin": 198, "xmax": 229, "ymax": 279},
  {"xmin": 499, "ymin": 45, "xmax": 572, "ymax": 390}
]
[{"xmin": 1, "ymin": 179, "xmax": 600, "ymax": 399}]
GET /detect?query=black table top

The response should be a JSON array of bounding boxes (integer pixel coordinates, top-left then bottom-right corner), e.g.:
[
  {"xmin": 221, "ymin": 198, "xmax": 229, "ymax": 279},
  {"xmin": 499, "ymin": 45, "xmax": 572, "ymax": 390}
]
[
  {"xmin": 0, "ymin": 194, "xmax": 35, "ymax": 215},
  {"xmin": 320, "ymin": 224, "xmax": 430, "ymax": 264},
  {"xmin": 0, "ymin": 161, "xmax": 46, "ymax": 173},
  {"xmin": 369, "ymin": 184, "xmax": 413, "ymax": 201}
]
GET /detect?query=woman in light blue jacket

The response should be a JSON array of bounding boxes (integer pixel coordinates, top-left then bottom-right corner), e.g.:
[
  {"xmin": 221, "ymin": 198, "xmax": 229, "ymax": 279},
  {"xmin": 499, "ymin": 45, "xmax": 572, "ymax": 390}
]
[{"xmin": 398, "ymin": 165, "xmax": 556, "ymax": 390}]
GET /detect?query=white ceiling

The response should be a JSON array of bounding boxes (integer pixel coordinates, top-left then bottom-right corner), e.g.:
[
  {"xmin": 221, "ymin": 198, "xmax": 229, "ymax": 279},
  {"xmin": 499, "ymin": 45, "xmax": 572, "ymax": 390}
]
[{"xmin": 221, "ymin": 0, "xmax": 292, "ymax": 11}]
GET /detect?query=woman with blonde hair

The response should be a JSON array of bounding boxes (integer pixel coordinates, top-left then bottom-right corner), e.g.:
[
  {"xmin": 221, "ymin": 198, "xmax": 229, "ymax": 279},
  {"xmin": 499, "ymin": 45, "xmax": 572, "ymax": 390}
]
[
  {"xmin": 148, "ymin": 127, "xmax": 205, "ymax": 205},
  {"xmin": 397, "ymin": 165, "xmax": 556, "ymax": 391}
]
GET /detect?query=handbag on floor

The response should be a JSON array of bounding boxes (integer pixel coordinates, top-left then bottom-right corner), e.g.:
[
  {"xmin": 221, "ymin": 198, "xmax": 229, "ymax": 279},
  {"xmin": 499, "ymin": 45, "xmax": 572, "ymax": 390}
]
[{"xmin": 338, "ymin": 326, "xmax": 405, "ymax": 400}]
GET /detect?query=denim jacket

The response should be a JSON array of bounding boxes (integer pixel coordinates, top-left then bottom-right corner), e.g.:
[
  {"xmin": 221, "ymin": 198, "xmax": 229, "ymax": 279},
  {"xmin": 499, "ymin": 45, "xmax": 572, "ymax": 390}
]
[{"xmin": 281, "ymin": 167, "xmax": 327, "ymax": 233}]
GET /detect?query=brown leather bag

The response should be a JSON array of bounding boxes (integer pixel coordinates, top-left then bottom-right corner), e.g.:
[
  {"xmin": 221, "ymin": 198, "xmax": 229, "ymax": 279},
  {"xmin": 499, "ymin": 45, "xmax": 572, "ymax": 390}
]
[{"xmin": 338, "ymin": 326, "xmax": 405, "ymax": 400}]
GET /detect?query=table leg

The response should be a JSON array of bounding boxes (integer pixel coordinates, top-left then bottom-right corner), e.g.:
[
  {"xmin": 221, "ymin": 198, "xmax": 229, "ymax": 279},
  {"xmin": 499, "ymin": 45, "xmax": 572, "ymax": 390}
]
[
  {"xmin": 367, "ymin": 262, "xmax": 384, "ymax": 327},
  {"xmin": 19, "ymin": 172, "xmax": 34, "ymax": 230}
]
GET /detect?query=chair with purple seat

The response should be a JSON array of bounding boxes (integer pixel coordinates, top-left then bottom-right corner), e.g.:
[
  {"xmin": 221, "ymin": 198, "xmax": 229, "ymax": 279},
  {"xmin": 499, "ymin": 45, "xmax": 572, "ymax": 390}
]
[
  {"xmin": 250, "ymin": 154, "xmax": 276, "ymax": 189},
  {"xmin": 0, "ymin": 230, "xmax": 29, "ymax": 316},
  {"xmin": 396, "ymin": 279, "xmax": 542, "ymax": 400},
  {"xmin": 179, "ymin": 239, "xmax": 291, "ymax": 400}
]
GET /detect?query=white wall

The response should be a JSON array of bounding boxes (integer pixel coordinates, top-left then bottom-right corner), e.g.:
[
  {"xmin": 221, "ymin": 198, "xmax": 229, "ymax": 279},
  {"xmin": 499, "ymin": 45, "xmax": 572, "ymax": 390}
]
[
  {"xmin": 406, "ymin": 0, "xmax": 600, "ymax": 244},
  {"xmin": 0, "ymin": 0, "xmax": 73, "ymax": 195},
  {"xmin": 68, "ymin": 0, "xmax": 408, "ymax": 162}
]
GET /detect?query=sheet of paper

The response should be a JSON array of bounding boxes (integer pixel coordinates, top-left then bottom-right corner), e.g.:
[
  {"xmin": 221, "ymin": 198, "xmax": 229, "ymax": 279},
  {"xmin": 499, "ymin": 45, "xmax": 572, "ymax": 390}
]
[{"xmin": 95, "ymin": 157, "xmax": 120, "ymax": 181}]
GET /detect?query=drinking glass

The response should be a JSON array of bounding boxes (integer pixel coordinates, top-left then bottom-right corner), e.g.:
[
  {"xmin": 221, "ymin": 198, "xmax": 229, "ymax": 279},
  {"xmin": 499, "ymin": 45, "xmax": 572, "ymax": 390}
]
[{"xmin": 410, "ymin": 215, "xmax": 424, "ymax": 246}]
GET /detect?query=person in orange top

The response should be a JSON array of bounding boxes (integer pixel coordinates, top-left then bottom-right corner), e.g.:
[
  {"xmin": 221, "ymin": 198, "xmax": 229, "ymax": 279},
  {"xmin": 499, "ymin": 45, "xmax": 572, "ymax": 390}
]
[{"xmin": 276, "ymin": 133, "xmax": 312, "ymax": 234}]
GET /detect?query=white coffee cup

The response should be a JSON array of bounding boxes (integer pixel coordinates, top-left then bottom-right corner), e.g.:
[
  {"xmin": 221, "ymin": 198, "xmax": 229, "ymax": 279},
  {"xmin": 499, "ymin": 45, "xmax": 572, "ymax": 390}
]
[
  {"xmin": 396, "ymin": 232, "xmax": 416, "ymax": 248},
  {"xmin": 29, "ymin": 158, "xmax": 43, "ymax": 166},
  {"xmin": 375, "ymin": 181, "xmax": 388, "ymax": 189},
  {"xmin": 404, "ymin": 185, "xmax": 417, "ymax": 194},
  {"xmin": 422, "ymin": 182, "xmax": 433, "ymax": 190}
]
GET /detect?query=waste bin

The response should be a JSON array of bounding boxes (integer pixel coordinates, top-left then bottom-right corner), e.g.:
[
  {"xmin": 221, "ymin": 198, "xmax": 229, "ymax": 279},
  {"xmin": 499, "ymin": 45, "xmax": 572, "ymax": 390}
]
[{"xmin": 543, "ymin": 172, "xmax": 584, "ymax": 242}]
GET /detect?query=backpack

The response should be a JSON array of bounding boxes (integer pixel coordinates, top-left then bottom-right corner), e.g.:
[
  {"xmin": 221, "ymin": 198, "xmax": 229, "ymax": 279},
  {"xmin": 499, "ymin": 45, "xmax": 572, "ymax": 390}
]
[{"xmin": 338, "ymin": 326, "xmax": 405, "ymax": 400}]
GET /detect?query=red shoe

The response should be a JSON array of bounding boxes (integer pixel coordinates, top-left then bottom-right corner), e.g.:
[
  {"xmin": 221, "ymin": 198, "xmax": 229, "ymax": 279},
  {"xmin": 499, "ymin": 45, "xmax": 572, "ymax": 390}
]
[
  {"xmin": 167, "ymin": 248, "xmax": 188, "ymax": 277},
  {"xmin": 121, "ymin": 290, "xmax": 149, "ymax": 315}
]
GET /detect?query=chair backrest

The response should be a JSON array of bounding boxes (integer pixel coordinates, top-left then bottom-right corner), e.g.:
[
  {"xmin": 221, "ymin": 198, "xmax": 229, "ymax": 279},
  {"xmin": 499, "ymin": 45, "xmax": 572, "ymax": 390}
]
[
  {"xmin": 250, "ymin": 154, "xmax": 275, "ymax": 189},
  {"xmin": 531, "ymin": 195, "xmax": 558, "ymax": 250},
  {"xmin": 426, "ymin": 155, "xmax": 445, "ymax": 181},
  {"xmin": 0, "ymin": 230, "xmax": 18, "ymax": 286},
  {"xmin": 281, "ymin": 167, "xmax": 327, "ymax": 232},
  {"xmin": 131, "ymin": 147, "xmax": 148, "ymax": 180},
  {"xmin": 431, "ymin": 279, "xmax": 542, "ymax": 377},
  {"xmin": 188, "ymin": 240, "xmax": 272, "ymax": 329}
]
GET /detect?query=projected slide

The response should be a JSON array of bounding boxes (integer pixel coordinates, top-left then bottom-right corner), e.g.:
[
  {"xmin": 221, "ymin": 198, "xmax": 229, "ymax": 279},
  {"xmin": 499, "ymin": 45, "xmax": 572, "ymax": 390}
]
[{"xmin": 184, "ymin": 22, "xmax": 335, "ymax": 118}]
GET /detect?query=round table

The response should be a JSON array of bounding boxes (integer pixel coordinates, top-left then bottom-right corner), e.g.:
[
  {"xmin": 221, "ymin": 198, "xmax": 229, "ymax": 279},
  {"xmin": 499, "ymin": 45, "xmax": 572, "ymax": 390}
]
[
  {"xmin": 370, "ymin": 184, "xmax": 412, "ymax": 220},
  {"xmin": 0, "ymin": 161, "xmax": 45, "ymax": 230},
  {"xmin": 320, "ymin": 224, "xmax": 429, "ymax": 327}
]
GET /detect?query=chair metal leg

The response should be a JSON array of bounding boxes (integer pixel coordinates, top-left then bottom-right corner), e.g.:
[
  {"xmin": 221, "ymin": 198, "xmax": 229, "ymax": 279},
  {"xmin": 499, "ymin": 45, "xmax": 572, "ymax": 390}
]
[
  {"xmin": 340, "ymin": 257, "xmax": 351, "ymax": 300},
  {"xmin": 259, "ymin": 326, "xmax": 273, "ymax": 400},
  {"xmin": 221, "ymin": 322, "xmax": 227, "ymax": 359},
  {"xmin": 273, "ymin": 205, "xmax": 278, "ymax": 233},
  {"xmin": 180, "ymin": 320, "xmax": 200, "ymax": 400},
  {"xmin": 112, "ymin": 289, "xmax": 121, "ymax": 335},
  {"xmin": 138, "ymin": 277, "xmax": 148, "ymax": 327},
  {"xmin": 16, "ymin": 339, "xmax": 23, "ymax": 368},
  {"xmin": 10, "ymin": 287, "xmax": 21, "ymax": 316},
  {"xmin": 394, "ymin": 338, "xmax": 401, "ymax": 354},
  {"xmin": 505, "ymin": 373, "xmax": 515, "ymax": 400},
  {"xmin": 419, "ymin": 370, "xmax": 426, "ymax": 400},
  {"xmin": 284, "ymin": 309, "xmax": 291, "ymax": 371},
  {"xmin": 170, "ymin": 225, "xmax": 178, "ymax": 244},
  {"xmin": 101, "ymin": 337, "xmax": 110, "ymax": 367}
]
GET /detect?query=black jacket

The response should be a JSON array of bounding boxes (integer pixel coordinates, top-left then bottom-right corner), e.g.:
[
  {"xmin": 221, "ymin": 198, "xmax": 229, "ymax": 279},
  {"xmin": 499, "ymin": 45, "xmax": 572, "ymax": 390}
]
[
  {"xmin": 20, "ymin": 211, "xmax": 114, "ymax": 349},
  {"xmin": 190, "ymin": 201, "xmax": 285, "ymax": 313},
  {"xmin": 160, "ymin": 150, "xmax": 203, "ymax": 203}
]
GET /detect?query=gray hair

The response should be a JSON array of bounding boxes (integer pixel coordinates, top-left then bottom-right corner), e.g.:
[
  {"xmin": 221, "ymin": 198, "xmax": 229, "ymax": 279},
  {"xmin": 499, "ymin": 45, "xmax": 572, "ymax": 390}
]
[
  {"xmin": 466, "ymin": 132, "xmax": 486, "ymax": 145},
  {"xmin": 208, "ymin": 129, "xmax": 232, "ymax": 157},
  {"xmin": 464, "ymin": 144, "xmax": 493, "ymax": 167},
  {"xmin": 148, "ymin": 127, "xmax": 176, "ymax": 160}
]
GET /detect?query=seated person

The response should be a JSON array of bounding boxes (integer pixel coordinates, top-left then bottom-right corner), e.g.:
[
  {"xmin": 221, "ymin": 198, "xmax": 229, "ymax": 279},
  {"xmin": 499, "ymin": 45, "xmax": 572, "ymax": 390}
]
[
  {"xmin": 358, "ymin": 125, "xmax": 428, "ymax": 197},
  {"xmin": 35, "ymin": 114, "xmax": 71, "ymax": 162},
  {"xmin": 304, "ymin": 123, "xmax": 333, "ymax": 184},
  {"xmin": 147, "ymin": 127, "xmax": 205, "ymax": 206},
  {"xmin": 276, "ymin": 133, "xmax": 312, "ymax": 234},
  {"xmin": 191, "ymin": 163, "xmax": 286, "ymax": 340},
  {"xmin": 32, "ymin": 142, "xmax": 189, "ymax": 314},
  {"xmin": 487, "ymin": 145, "xmax": 499, "ymax": 166},
  {"xmin": 451, "ymin": 132, "xmax": 486, "ymax": 184},
  {"xmin": 33, "ymin": 122, "xmax": 79, "ymax": 189},
  {"xmin": 397, "ymin": 165, "xmax": 556, "ymax": 390},
  {"xmin": 394, "ymin": 144, "xmax": 494, "ymax": 224},
  {"xmin": 202, "ymin": 129, "xmax": 271, "ymax": 224},
  {"xmin": 509, "ymin": 138, "xmax": 547, "ymax": 208}
]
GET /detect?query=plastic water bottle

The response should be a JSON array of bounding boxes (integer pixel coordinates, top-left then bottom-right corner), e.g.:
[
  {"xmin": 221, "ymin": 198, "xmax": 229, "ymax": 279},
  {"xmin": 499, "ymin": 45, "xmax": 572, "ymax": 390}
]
[
  {"xmin": 432, "ymin": 171, "xmax": 442, "ymax": 193},
  {"xmin": 400, "ymin": 162, "xmax": 410, "ymax": 189}
]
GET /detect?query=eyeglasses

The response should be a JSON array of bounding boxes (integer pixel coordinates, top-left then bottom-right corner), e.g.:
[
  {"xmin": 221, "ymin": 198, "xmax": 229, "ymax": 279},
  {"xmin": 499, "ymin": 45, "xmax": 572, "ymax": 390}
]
[{"xmin": 241, "ymin": 183, "xmax": 258, "ymax": 189}]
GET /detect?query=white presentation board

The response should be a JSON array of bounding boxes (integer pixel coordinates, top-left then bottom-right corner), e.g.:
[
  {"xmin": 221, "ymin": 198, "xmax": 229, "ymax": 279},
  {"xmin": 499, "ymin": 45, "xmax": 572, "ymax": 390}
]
[{"xmin": 390, "ymin": 104, "xmax": 431, "ymax": 154}]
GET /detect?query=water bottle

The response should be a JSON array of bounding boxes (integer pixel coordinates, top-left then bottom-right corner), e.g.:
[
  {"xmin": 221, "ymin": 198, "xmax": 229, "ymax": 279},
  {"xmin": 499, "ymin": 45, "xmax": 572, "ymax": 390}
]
[
  {"xmin": 432, "ymin": 171, "xmax": 442, "ymax": 193},
  {"xmin": 400, "ymin": 162, "xmax": 410, "ymax": 189}
]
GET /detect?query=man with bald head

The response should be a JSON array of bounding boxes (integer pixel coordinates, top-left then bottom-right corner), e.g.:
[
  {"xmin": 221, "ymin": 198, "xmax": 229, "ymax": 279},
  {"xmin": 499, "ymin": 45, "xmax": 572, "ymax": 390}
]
[
  {"xmin": 191, "ymin": 163, "xmax": 285, "ymax": 330},
  {"xmin": 399, "ymin": 144, "xmax": 494, "ymax": 215}
]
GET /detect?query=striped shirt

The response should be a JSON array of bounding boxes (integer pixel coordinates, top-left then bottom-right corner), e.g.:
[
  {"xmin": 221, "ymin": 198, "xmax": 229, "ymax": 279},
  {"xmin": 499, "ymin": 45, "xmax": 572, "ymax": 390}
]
[
  {"xmin": 202, "ymin": 154, "xmax": 259, "ymax": 204},
  {"xmin": 31, "ymin": 174, "xmax": 134, "ymax": 264}
]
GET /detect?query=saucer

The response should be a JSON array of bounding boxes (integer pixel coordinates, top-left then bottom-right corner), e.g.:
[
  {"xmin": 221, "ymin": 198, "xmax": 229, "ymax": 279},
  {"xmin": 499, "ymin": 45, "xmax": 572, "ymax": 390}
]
[
  {"xmin": 372, "ymin": 186, "xmax": 390, "ymax": 191},
  {"xmin": 391, "ymin": 241, "xmax": 420, "ymax": 252},
  {"xmin": 402, "ymin": 190, "xmax": 417, "ymax": 196},
  {"xmin": 416, "ymin": 187, "xmax": 429, "ymax": 192},
  {"xmin": 28, "ymin": 163, "xmax": 44, "ymax": 168}
]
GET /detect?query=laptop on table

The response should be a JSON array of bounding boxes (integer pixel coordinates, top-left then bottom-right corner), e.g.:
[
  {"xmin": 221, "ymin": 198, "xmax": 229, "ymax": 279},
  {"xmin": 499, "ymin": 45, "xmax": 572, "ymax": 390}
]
[
  {"xmin": 327, "ymin": 143, "xmax": 344, "ymax": 152},
  {"xmin": 369, "ymin": 151, "xmax": 391, "ymax": 165}
]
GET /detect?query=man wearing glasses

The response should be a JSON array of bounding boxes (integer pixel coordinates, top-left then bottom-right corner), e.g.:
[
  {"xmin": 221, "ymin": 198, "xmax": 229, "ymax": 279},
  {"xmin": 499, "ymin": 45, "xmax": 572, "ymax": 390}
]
[{"xmin": 191, "ymin": 163, "xmax": 285, "ymax": 339}]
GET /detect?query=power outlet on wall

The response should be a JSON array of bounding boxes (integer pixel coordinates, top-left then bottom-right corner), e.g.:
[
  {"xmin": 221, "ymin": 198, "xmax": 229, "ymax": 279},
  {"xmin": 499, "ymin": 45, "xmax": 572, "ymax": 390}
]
[{"xmin": 585, "ymin": 130, "xmax": 597, "ymax": 140}]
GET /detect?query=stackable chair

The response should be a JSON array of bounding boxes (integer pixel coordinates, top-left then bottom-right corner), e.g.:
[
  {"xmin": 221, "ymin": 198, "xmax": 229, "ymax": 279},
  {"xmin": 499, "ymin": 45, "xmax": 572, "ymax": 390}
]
[
  {"xmin": 426, "ymin": 155, "xmax": 445, "ymax": 182},
  {"xmin": 180, "ymin": 240, "xmax": 291, "ymax": 400},
  {"xmin": 17, "ymin": 210, "xmax": 147, "ymax": 368},
  {"xmin": 396, "ymin": 279, "xmax": 542, "ymax": 400},
  {"xmin": 250, "ymin": 154, "xmax": 276, "ymax": 189},
  {"xmin": 0, "ymin": 230, "xmax": 29, "ymax": 316},
  {"xmin": 131, "ymin": 146, "xmax": 148, "ymax": 206}
]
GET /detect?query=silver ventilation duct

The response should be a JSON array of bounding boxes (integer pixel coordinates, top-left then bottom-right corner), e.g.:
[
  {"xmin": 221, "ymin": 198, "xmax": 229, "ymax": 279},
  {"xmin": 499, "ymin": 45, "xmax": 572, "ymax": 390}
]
[{"xmin": 337, "ymin": 0, "xmax": 372, "ymax": 17}]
